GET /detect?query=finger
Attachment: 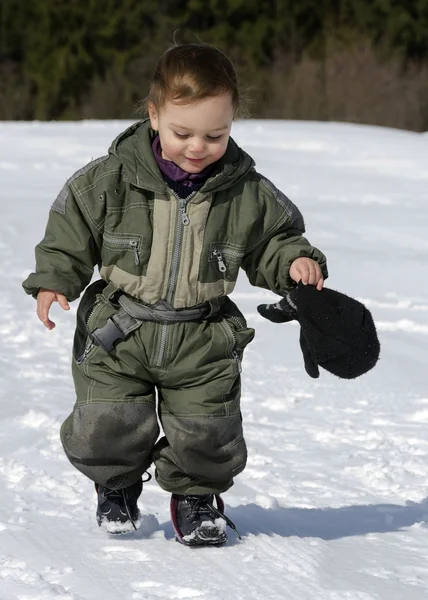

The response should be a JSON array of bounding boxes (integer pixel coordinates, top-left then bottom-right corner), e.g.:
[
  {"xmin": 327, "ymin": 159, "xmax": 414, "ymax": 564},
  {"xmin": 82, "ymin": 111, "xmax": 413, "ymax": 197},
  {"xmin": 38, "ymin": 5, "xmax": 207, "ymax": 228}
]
[
  {"xmin": 38, "ymin": 307, "xmax": 56, "ymax": 330},
  {"xmin": 37, "ymin": 297, "xmax": 56, "ymax": 330},
  {"xmin": 38, "ymin": 311, "xmax": 56, "ymax": 330},
  {"xmin": 300, "ymin": 264, "xmax": 309, "ymax": 284},
  {"xmin": 307, "ymin": 262, "xmax": 317, "ymax": 285},
  {"xmin": 313, "ymin": 263, "xmax": 324, "ymax": 289},
  {"xmin": 289, "ymin": 263, "xmax": 301, "ymax": 284},
  {"xmin": 306, "ymin": 262, "xmax": 322, "ymax": 287},
  {"xmin": 314, "ymin": 264, "xmax": 323, "ymax": 286},
  {"xmin": 56, "ymin": 294, "xmax": 70, "ymax": 311}
]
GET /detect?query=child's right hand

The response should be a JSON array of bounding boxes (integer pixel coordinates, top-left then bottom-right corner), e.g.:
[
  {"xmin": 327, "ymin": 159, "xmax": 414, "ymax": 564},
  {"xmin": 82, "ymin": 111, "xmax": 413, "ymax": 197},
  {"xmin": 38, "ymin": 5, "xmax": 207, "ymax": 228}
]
[{"xmin": 37, "ymin": 289, "xmax": 70, "ymax": 330}]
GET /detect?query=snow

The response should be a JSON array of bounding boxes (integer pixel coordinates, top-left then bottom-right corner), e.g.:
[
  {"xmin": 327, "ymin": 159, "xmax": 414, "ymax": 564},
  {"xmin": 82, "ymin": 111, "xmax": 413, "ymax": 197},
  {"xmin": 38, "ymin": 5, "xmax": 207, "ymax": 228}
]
[{"xmin": 1, "ymin": 118, "xmax": 428, "ymax": 599}]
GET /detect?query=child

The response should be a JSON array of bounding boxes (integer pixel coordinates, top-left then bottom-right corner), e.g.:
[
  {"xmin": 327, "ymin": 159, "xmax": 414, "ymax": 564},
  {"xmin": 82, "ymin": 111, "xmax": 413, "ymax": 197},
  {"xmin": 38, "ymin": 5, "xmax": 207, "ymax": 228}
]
[{"xmin": 23, "ymin": 42, "xmax": 327, "ymax": 546}]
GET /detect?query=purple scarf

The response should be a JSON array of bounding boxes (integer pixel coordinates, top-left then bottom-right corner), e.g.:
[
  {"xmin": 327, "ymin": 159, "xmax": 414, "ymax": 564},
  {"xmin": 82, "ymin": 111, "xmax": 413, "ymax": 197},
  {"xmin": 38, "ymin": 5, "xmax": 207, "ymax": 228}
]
[{"xmin": 152, "ymin": 136, "xmax": 216, "ymax": 188}]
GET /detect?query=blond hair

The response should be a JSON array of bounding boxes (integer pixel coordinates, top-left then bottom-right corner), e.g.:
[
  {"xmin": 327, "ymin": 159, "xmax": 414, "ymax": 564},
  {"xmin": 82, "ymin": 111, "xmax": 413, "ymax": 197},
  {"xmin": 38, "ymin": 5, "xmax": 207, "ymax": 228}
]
[{"xmin": 146, "ymin": 43, "xmax": 245, "ymax": 117}]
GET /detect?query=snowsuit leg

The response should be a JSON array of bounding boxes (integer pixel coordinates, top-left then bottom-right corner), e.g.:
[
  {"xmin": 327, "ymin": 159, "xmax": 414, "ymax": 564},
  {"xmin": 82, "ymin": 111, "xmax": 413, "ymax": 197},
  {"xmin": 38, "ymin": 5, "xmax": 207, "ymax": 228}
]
[
  {"xmin": 60, "ymin": 292, "xmax": 160, "ymax": 490},
  {"xmin": 151, "ymin": 306, "xmax": 255, "ymax": 495}
]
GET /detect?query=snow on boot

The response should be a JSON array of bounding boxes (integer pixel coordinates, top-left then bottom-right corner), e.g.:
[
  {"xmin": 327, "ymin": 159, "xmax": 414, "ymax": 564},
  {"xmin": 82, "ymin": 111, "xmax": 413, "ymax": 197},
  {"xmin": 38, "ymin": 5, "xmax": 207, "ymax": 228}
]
[
  {"xmin": 95, "ymin": 478, "xmax": 143, "ymax": 534},
  {"xmin": 170, "ymin": 493, "xmax": 240, "ymax": 547}
]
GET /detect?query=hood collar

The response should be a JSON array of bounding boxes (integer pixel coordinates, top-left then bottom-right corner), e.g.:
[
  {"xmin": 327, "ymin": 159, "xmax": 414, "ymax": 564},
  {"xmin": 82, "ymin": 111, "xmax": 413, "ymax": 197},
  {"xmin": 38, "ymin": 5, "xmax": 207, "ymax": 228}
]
[{"xmin": 108, "ymin": 119, "xmax": 255, "ymax": 194}]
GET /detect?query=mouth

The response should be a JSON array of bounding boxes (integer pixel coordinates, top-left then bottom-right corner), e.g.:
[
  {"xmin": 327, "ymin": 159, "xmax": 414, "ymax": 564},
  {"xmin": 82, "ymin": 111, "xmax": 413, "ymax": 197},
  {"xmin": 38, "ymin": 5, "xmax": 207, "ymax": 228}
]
[{"xmin": 186, "ymin": 157, "xmax": 206, "ymax": 163}]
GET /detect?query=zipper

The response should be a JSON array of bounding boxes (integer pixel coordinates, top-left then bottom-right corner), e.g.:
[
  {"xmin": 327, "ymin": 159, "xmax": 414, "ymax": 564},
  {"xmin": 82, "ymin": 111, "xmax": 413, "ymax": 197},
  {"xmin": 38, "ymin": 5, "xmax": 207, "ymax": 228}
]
[
  {"xmin": 212, "ymin": 247, "xmax": 244, "ymax": 274},
  {"xmin": 222, "ymin": 248, "xmax": 244, "ymax": 260},
  {"xmin": 83, "ymin": 298, "xmax": 99, "ymax": 326},
  {"xmin": 156, "ymin": 191, "xmax": 195, "ymax": 367},
  {"xmin": 76, "ymin": 296, "xmax": 106, "ymax": 365},
  {"xmin": 166, "ymin": 194, "xmax": 194, "ymax": 305},
  {"xmin": 76, "ymin": 337, "xmax": 94, "ymax": 365},
  {"xmin": 223, "ymin": 319, "xmax": 242, "ymax": 374},
  {"xmin": 229, "ymin": 314, "xmax": 245, "ymax": 330},
  {"xmin": 179, "ymin": 198, "xmax": 190, "ymax": 225},
  {"xmin": 232, "ymin": 350, "xmax": 242, "ymax": 373},
  {"xmin": 212, "ymin": 249, "xmax": 227, "ymax": 273},
  {"xmin": 76, "ymin": 296, "xmax": 101, "ymax": 364},
  {"xmin": 170, "ymin": 190, "xmax": 191, "ymax": 226},
  {"xmin": 103, "ymin": 234, "xmax": 141, "ymax": 265},
  {"xmin": 129, "ymin": 240, "xmax": 140, "ymax": 265},
  {"xmin": 157, "ymin": 324, "xmax": 168, "ymax": 367}
]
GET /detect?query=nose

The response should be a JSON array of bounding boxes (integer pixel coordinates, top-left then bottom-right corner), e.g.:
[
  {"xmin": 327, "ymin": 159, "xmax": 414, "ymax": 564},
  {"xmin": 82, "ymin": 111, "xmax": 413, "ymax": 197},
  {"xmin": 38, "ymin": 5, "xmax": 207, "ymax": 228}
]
[{"xmin": 188, "ymin": 137, "xmax": 206, "ymax": 155}]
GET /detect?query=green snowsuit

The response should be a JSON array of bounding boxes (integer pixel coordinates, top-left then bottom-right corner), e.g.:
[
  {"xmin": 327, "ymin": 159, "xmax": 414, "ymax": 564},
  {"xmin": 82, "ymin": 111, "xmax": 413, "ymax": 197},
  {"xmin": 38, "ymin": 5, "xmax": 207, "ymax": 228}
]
[{"xmin": 23, "ymin": 120, "xmax": 328, "ymax": 495}]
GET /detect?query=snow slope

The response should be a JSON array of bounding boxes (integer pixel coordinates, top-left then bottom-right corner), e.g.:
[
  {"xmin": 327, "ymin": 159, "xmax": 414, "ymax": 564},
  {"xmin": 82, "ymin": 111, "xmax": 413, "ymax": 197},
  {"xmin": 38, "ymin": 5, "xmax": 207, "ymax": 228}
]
[{"xmin": 1, "ymin": 119, "xmax": 428, "ymax": 599}]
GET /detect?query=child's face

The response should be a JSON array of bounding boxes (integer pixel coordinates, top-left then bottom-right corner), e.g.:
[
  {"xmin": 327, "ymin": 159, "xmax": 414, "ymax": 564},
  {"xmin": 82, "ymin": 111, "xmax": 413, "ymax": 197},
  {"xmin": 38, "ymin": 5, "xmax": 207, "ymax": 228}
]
[{"xmin": 148, "ymin": 93, "xmax": 234, "ymax": 173}]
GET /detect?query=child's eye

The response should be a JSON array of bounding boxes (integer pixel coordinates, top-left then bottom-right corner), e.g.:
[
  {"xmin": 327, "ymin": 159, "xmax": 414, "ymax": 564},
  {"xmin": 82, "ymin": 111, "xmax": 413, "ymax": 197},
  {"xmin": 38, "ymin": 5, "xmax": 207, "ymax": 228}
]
[
  {"xmin": 174, "ymin": 132, "xmax": 190, "ymax": 139},
  {"xmin": 206, "ymin": 135, "xmax": 222, "ymax": 140}
]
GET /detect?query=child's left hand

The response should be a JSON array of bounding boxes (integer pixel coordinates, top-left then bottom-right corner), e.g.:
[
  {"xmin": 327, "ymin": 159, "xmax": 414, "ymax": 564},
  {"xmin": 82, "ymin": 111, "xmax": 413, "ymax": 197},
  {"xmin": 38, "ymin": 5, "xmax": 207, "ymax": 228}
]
[{"xmin": 290, "ymin": 257, "xmax": 324, "ymax": 291}]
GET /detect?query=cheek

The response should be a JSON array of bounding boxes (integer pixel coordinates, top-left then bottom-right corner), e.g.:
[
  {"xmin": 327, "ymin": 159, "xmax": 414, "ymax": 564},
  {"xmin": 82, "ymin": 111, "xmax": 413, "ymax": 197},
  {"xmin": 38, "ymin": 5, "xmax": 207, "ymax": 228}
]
[
  {"xmin": 160, "ymin": 136, "xmax": 183, "ymax": 157},
  {"xmin": 210, "ymin": 141, "xmax": 229, "ymax": 160}
]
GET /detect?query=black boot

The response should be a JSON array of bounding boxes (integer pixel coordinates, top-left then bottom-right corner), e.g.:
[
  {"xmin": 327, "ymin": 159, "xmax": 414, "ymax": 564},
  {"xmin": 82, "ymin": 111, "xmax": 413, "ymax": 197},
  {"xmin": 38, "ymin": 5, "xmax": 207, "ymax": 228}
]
[
  {"xmin": 95, "ymin": 479, "xmax": 143, "ymax": 534},
  {"xmin": 170, "ymin": 494, "xmax": 240, "ymax": 547}
]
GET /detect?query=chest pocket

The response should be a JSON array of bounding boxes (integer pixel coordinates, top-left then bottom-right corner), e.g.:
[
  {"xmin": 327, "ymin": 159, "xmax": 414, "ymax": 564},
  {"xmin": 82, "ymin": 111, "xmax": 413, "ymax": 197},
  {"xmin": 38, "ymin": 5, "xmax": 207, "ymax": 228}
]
[
  {"xmin": 207, "ymin": 241, "xmax": 245, "ymax": 282},
  {"xmin": 101, "ymin": 231, "xmax": 144, "ymax": 273},
  {"xmin": 102, "ymin": 184, "xmax": 154, "ymax": 275}
]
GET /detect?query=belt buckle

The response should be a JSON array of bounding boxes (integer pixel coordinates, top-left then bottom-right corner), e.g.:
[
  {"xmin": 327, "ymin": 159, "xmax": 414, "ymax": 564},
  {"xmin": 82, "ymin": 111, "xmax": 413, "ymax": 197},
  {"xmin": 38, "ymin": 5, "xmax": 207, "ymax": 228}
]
[{"xmin": 90, "ymin": 317, "xmax": 126, "ymax": 353}]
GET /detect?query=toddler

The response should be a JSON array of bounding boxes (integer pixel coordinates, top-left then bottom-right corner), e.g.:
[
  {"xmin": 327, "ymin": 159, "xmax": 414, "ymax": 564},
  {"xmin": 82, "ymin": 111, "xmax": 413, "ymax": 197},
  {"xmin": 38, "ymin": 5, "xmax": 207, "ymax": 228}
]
[{"xmin": 23, "ymin": 42, "xmax": 327, "ymax": 546}]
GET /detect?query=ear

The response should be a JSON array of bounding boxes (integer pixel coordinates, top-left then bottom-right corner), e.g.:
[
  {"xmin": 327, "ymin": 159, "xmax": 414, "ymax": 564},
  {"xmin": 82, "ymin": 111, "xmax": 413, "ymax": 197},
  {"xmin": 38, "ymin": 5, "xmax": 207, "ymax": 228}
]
[{"xmin": 148, "ymin": 102, "xmax": 159, "ymax": 131}]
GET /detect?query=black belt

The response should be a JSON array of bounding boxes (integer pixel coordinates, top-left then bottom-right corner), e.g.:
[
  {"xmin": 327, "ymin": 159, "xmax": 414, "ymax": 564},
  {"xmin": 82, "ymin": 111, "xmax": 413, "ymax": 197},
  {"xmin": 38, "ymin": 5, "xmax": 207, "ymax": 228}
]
[{"xmin": 90, "ymin": 290, "xmax": 224, "ymax": 354}]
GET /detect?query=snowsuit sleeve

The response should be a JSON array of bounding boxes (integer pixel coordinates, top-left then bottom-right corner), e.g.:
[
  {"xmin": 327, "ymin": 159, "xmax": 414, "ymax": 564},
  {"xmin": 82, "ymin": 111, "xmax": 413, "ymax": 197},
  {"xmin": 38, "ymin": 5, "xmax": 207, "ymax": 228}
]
[
  {"xmin": 22, "ymin": 160, "xmax": 108, "ymax": 302},
  {"xmin": 241, "ymin": 175, "xmax": 328, "ymax": 295}
]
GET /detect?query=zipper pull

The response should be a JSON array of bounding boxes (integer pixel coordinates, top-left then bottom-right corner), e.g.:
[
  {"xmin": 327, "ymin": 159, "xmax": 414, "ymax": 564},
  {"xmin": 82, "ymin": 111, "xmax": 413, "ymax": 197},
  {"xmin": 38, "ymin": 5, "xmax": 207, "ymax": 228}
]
[
  {"xmin": 76, "ymin": 339, "xmax": 94, "ymax": 365},
  {"xmin": 130, "ymin": 241, "xmax": 140, "ymax": 265},
  {"xmin": 232, "ymin": 350, "xmax": 242, "ymax": 373},
  {"xmin": 180, "ymin": 200, "xmax": 190, "ymax": 225},
  {"xmin": 213, "ymin": 249, "xmax": 226, "ymax": 273}
]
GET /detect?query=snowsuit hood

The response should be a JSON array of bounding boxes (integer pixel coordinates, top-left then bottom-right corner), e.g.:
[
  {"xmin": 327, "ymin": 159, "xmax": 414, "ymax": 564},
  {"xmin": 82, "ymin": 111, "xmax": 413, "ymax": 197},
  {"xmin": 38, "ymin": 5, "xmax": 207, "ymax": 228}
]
[{"xmin": 108, "ymin": 119, "xmax": 255, "ymax": 194}]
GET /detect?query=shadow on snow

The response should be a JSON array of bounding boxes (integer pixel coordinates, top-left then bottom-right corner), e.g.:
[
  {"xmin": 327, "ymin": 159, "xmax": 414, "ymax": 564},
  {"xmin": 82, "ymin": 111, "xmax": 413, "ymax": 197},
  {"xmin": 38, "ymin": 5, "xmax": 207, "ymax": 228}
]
[
  {"xmin": 117, "ymin": 498, "xmax": 428, "ymax": 544},
  {"xmin": 223, "ymin": 498, "xmax": 428, "ymax": 541}
]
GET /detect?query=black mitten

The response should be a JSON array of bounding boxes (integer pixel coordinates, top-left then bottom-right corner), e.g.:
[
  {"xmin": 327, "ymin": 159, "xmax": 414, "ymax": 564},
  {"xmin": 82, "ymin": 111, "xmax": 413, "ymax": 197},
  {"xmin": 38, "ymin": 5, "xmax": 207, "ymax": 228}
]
[
  {"xmin": 258, "ymin": 291, "xmax": 319, "ymax": 377},
  {"xmin": 299, "ymin": 330, "xmax": 319, "ymax": 378},
  {"xmin": 257, "ymin": 282, "xmax": 380, "ymax": 380},
  {"xmin": 256, "ymin": 295, "xmax": 298, "ymax": 323}
]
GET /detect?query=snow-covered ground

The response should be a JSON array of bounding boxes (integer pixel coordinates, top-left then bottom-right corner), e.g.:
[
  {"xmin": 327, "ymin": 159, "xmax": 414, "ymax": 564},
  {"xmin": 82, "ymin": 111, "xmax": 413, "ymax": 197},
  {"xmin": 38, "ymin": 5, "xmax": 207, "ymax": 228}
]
[{"xmin": 1, "ymin": 119, "xmax": 428, "ymax": 599}]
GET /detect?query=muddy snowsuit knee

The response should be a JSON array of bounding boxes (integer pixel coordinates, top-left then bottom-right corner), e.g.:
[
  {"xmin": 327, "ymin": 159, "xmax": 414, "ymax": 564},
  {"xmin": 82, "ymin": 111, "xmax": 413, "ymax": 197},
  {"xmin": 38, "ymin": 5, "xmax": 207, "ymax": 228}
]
[{"xmin": 22, "ymin": 120, "xmax": 328, "ymax": 495}]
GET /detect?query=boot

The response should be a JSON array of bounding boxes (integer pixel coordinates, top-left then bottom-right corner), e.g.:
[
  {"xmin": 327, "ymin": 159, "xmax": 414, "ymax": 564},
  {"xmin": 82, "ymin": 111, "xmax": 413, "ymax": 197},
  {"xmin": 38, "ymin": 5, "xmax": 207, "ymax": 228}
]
[
  {"xmin": 95, "ymin": 478, "xmax": 143, "ymax": 534},
  {"xmin": 170, "ymin": 493, "xmax": 240, "ymax": 547}
]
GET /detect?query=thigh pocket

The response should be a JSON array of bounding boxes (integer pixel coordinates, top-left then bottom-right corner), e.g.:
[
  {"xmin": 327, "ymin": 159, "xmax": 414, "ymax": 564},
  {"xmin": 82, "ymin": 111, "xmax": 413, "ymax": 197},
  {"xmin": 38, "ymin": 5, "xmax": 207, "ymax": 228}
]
[
  {"xmin": 73, "ymin": 281, "xmax": 116, "ymax": 364},
  {"xmin": 211, "ymin": 298, "xmax": 255, "ymax": 372}
]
